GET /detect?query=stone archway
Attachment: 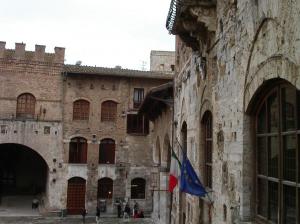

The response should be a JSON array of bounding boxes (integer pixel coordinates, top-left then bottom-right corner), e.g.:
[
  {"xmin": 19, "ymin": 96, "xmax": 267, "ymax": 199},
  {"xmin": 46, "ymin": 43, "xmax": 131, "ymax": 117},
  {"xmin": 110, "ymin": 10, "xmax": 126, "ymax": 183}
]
[{"xmin": 0, "ymin": 143, "xmax": 49, "ymax": 215}]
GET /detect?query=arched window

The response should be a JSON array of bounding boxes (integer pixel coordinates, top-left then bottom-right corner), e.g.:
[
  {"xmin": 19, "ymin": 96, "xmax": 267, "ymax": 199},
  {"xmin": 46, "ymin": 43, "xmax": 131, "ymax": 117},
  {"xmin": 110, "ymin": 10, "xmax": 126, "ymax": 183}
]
[
  {"xmin": 131, "ymin": 178, "xmax": 146, "ymax": 199},
  {"xmin": 99, "ymin": 139, "xmax": 115, "ymax": 164},
  {"xmin": 255, "ymin": 82, "xmax": 300, "ymax": 222},
  {"xmin": 101, "ymin": 101, "xmax": 117, "ymax": 122},
  {"xmin": 16, "ymin": 93, "xmax": 36, "ymax": 119},
  {"xmin": 154, "ymin": 137, "xmax": 161, "ymax": 165},
  {"xmin": 202, "ymin": 111, "xmax": 212, "ymax": 189},
  {"xmin": 67, "ymin": 177, "xmax": 86, "ymax": 214},
  {"xmin": 69, "ymin": 137, "xmax": 87, "ymax": 164},
  {"xmin": 73, "ymin": 100, "xmax": 89, "ymax": 120},
  {"xmin": 163, "ymin": 135, "xmax": 171, "ymax": 171},
  {"xmin": 180, "ymin": 122, "xmax": 187, "ymax": 224},
  {"xmin": 98, "ymin": 178, "xmax": 113, "ymax": 199}
]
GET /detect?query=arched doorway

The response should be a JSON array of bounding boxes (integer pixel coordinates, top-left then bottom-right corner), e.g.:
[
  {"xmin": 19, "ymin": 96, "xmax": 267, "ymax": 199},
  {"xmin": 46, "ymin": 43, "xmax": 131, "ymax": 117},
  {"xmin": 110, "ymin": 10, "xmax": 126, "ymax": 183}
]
[
  {"xmin": 97, "ymin": 178, "xmax": 113, "ymax": 200},
  {"xmin": 67, "ymin": 177, "xmax": 86, "ymax": 215},
  {"xmin": 0, "ymin": 143, "xmax": 48, "ymax": 213}
]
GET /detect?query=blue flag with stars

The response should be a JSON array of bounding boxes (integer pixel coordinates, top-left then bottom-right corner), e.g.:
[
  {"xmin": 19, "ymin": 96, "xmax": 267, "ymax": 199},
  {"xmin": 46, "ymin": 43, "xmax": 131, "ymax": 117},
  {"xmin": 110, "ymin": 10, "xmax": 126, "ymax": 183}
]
[{"xmin": 180, "ymin": 155, "xmax": 207, "ymax": 197}]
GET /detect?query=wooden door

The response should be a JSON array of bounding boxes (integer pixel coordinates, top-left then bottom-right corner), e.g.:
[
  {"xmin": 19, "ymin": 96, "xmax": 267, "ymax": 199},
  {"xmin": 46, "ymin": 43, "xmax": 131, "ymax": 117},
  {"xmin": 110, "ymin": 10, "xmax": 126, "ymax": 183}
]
[{"xmin": 67, "ymin": 177, "xmax": 86, "ymax": 214}]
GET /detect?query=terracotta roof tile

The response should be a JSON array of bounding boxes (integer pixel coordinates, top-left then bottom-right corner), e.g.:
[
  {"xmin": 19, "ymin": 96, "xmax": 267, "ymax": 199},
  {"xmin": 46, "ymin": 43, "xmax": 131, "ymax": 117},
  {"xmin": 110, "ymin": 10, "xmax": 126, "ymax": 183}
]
[{"xmin": 63, "ymin": 64, "xmax": 173, "ymax": 80}]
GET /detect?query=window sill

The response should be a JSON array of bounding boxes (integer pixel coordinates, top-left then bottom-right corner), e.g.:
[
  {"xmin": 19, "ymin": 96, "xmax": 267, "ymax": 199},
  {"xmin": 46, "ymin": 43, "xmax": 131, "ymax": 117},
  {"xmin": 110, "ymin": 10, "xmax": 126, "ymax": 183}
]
[
  {"xmin": 101, "ymin": 120, "xmax": 117, "ymax": 123},
  {"xmin": 15, "ymin": 117, "xmax": 35, "ymax": 121},
  {"xmin": 127, "ymin": 133, "xmax": 149, "ymax": 136},
  {"xmin": 68, "ymin": 163, "xmax": 87, "ymax": 165},
  {"xmin": 98, "ymin": 163, "xmax": 115, "ymax": 166}
]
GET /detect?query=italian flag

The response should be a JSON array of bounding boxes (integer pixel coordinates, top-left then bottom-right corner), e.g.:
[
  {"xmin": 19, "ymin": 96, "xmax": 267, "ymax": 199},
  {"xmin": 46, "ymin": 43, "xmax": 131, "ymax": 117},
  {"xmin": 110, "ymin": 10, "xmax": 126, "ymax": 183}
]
[{"xmin": 169, "ymin": 149, "xmax": 181, "ymax": 192}]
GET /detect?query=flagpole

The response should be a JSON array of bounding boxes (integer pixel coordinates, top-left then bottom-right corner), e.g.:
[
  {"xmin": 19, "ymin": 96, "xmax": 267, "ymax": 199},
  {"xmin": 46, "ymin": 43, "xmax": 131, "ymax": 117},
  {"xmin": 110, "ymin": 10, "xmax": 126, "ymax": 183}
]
[
  {"xmin": 175, "ymin": 137, "xmax": 185, "ymax": 155},
  {"xmin": 169, "ymin": 192, "xmax": 173, "ymax": 224},
  {"xmin": 169, "ymin": 80, "xmax": 175, "ymax": 224}
]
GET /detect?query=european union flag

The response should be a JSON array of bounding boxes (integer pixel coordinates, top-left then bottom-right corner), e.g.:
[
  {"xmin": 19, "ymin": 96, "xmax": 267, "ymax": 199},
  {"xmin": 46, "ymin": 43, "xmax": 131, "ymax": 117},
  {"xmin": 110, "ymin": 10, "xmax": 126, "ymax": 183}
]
[{"xmin": 180, "ymin": 156, "xmax": 207, "ymax": 196}]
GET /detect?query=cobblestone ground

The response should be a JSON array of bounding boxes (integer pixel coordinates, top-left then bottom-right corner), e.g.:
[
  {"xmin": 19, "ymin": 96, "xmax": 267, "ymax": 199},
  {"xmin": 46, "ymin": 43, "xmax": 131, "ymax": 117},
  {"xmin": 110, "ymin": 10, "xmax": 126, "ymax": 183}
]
[{"xmin": 0, "ymin": 217, "xmax": 155, "ymax": 224}]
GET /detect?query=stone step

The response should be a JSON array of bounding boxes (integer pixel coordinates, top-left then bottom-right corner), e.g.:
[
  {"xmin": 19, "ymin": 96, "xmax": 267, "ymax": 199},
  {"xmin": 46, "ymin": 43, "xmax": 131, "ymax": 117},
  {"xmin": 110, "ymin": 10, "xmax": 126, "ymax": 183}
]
[{"xmin": 0, "ymin": 217, "xmax": 155, "ymax": 224}]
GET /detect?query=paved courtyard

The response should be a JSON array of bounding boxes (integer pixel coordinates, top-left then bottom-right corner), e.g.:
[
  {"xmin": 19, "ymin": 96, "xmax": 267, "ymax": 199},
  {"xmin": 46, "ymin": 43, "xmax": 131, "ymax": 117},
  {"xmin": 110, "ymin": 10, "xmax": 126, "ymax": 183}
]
[
  {"xmin": 0, "ymin": 196, "xmax": 154, "ymax": 223},
  {"xmin": 0, "ymin": 217, "xmax": 155, "ymax": 224}
]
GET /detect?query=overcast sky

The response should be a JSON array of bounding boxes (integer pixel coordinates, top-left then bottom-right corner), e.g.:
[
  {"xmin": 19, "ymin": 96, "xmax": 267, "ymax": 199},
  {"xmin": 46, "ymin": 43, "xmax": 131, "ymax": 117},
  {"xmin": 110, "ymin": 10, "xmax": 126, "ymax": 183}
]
[{"xmin": 1, "ymin": 0, "xmax": 175, "ymax": 70}]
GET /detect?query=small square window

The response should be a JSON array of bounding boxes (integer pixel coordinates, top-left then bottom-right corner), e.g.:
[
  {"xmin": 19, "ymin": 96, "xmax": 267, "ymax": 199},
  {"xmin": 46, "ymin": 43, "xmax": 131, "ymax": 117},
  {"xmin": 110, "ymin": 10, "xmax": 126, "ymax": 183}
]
[
  {"xmin": 44, "ymin": 126, "xmax": 50, "ymax": 135},
  {"xmin": 160, "ymin": 64, "xmax": 165, "ymax": 71},
  {"xmin": 170, "ymin": 64, "xmax": 175, "ymax": 71},
  {"xmin": 0, "ymin": 125, "xmax": 8, "ymax": 134},
  {"xmin": 133, "ymin": 88, "xmax": 144, "ymax": 109},
  {"xmin": 127, "ymin": 114, "xmax": 149, "ymax": 135}
]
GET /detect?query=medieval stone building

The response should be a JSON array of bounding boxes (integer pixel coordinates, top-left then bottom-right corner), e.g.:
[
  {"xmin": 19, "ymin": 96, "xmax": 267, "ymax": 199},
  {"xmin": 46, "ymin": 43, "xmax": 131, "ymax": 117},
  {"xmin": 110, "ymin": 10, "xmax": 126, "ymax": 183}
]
[
  {"xmin": 147, "ymin": 0, "xmax": 300, "ymax": 223},
  {"xmin": 139, "ymin": 82, "xmax": 173, "ymax": 224},
  {"xmin": 0, "ymin": 41, "xmax": 175, "ymax": 216}
]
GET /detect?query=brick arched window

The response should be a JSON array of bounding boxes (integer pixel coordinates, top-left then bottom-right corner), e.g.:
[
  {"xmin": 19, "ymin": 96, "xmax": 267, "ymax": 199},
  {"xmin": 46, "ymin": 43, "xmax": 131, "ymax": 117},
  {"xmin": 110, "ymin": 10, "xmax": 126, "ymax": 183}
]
[
  {"xmin": 255, "ymin": 81, "xmax": 300, "ymax": 223},
  {"xmin": 99, "ymin": 139, "xmax": 115, "ymax": 164},
  {"xmin": 73, "ymin": 100, "xmax": 89, "ymax": 120},
  {"xmin": 202, "ymin": 111, "xmax": 212, "ymax": 189},
  {"xmin": 131, "ymin": 178, "xmax": 146, "ymax": 199},
  {"xmin": 69, "ymin": 137, "xmax": 87, "ymax": 164},
  {"xmin": 101, "ymin": 101, "xmax": 117, "ymax": 122},
  {"xmin": 16, "ymin": 93, "xmax": 36, "ymax": 119},
  {"xmin": 98, "ymin": 177, "xmax": 113, "ymax": 199}
]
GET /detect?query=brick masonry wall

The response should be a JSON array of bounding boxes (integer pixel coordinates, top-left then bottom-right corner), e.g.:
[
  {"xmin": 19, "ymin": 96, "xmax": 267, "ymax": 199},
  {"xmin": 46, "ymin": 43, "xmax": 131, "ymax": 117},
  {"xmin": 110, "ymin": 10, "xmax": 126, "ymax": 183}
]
[
  {"xmin": 63, "ymin": 74, "xmax": 169, "ymax": 213},
  {"xmin": 0, "ymin": 44, "xmax": 65, "ymax": 210},
  {"xmin": 0, "ymin": 42, "xmax": 172, "ymax": 215}
]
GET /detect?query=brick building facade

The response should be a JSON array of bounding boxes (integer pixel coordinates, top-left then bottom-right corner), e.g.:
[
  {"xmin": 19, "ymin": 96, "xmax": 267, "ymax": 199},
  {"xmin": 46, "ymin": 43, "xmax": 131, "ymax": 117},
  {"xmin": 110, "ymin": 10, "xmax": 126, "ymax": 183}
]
[{"xmin": 0, "ymin": 42, "xmax": 174, "ymax": 216}]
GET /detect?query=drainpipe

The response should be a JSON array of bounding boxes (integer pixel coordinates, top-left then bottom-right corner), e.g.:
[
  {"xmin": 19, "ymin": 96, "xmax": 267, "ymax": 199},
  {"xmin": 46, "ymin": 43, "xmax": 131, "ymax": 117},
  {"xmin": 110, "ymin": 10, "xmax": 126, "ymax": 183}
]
[
  {"xmin": 169, "ymin": 79, "xmax": 175, "ymax": 224},
  {"xmin": 61, "ymin": 71, "xmax": 67, "ymax": 213}
]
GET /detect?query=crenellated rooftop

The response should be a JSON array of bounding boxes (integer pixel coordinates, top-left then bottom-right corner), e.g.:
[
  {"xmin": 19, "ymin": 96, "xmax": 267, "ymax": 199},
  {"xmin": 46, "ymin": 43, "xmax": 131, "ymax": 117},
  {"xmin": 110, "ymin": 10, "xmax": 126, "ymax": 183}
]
[{"xmin": 0, "ymin": 41, "xmax": 65, "ymax": 64}]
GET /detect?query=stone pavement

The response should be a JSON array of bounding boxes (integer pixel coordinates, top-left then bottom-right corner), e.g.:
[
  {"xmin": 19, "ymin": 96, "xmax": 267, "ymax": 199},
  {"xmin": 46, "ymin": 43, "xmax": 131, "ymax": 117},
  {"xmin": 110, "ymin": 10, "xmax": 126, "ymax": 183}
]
[{"xmin": 0, "ymin": 217, "xmax": 155, "ymax": 224}]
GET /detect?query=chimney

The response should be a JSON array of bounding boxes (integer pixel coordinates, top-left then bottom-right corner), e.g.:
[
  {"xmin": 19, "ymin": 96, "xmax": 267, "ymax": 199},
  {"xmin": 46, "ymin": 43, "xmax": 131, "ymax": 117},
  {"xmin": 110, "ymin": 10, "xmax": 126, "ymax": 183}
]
[
  {"xmin": 14, "ymin": 42, "xmax": 26, "ymax": 59},
  {"xmin": 54, "ymin": 47, "xmax": 65, "ymax": 64},
  {"xmin": 0, "ymin": 41, "xmax": 5, "ymax": 58},
  {"xmin": 34, "ymin": 44, "xmax": 45, "ymax": 62}
]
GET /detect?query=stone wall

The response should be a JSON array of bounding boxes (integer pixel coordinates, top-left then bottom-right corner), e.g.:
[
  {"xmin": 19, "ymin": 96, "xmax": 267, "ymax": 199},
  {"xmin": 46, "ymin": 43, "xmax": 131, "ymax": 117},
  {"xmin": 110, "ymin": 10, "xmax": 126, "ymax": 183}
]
[
  {"xmin": 168, "ymin": 0, "xmax": 300, "ymax": 223},
  {"xmin": 151, "ymin": 108, "xmax": 173, "ymax": 224},
  {"xmin": 150, "ymin": 50, "xmax": 175, "ymax": 73}
]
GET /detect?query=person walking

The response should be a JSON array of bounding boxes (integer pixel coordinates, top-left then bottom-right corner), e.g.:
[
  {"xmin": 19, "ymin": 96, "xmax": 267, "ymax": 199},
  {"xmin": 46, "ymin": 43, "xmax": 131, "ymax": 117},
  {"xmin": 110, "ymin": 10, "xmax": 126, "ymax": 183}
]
[
  {"xmin": 124, "ymin": 202, "xmax": 130, "ymax": 219},
  {"xmin": 95, "ymin": 206, "xmax": 100, "ymax": 224},
  {"xmin": 133, "ymin": 201, "xmax": 139, "ymax": 218},
  {"xmin": 116, "ymin": 200, "xmax": 122, "ymax": 218},
  {"xmin": 81, "ymin": 208, "xmax": 87, "ymax": 223},
  {"xmin": 32, "ymin": 198, "xmax": 39, "ymax": 209}
]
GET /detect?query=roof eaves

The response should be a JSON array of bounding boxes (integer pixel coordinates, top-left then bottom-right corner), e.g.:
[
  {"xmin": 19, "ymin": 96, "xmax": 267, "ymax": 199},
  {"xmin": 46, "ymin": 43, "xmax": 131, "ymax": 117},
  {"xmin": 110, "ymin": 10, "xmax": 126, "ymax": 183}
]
[
  {"xmin": 63, "ymin": 65, "xmax": 173, "ymax": 80},
  {"xmin": 139, "ymin": 82, "xmax": 173, "ymax": 119}
]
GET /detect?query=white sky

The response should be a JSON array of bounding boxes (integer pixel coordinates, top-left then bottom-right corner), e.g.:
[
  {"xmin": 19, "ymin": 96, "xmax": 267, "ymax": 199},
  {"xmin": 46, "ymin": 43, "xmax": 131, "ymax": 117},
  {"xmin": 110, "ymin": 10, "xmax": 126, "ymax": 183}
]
[{"xmin": 1, "ymin": 0, "xmax": 175, "ymax": 70}]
